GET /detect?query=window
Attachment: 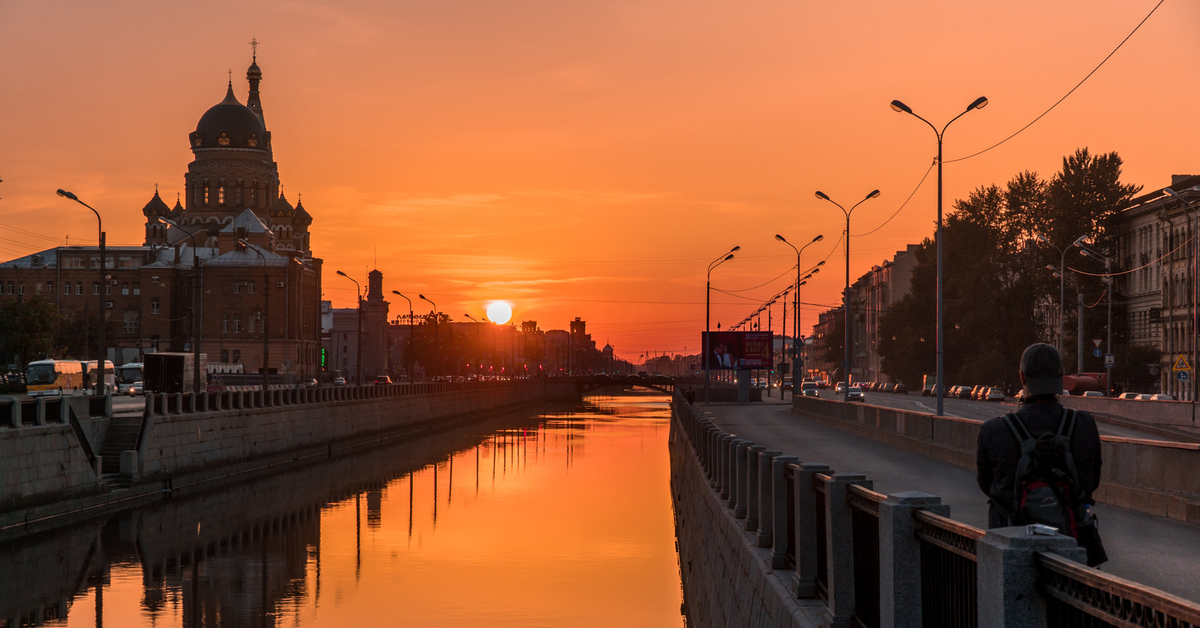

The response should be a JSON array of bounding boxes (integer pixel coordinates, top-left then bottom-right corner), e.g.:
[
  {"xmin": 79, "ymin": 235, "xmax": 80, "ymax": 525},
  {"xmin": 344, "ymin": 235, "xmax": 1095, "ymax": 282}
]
[
  {"xmin": 203, "ymin": 180, "xmax": 210, "ymax": 206},
  {"xmin": 104, "ymin": 284, "xmax": 111, "ymax": 295},
  {"xmin": 75, "ymin": 282, "xmax": 82, "ymax": 295},
  {"xmin": 222, "ymin": 313, "xmax": 229, "ymax": 332},
  {"xmin": 17, "ymin": 284, "xmax": 24, "ymax": 295},
  {"xmin": 90, "ymin": 257, "xmax": 99, "ymax": 269},
  {"xmin": 119, "ymin": 258, "xmax": 133, "ymax": 269},
  {"xmin": 93, "ymin": 282, "xmax": 100, "ymax": 295},
  {"xmin": 65, "ymin": 257, "xmax": 83, "ymax": 269},
  {"xmin": 106, "ymin": 301, "xmax": 113, "ymax": 309},
  {"xmin": 151, "ymin": 297, "xmax": 160, "ymax": 315},
  {"xmin": 234, "ymin": 282, "xmax": 241, "ymax": 294},
  {"xmin": 46, "ymin": 281, "xmax": 54, "ymax": 295},
  {"xmin": 132, "ymin": 283, "xmax": 140, "ymax": 295},
  {"xmin": 343, "ymin": 332, "xmax": 348, "ymax": 341},
  {"xmin": 35, "ymin": 282, "xmax": 43, "ymax": 295},
  {"xmin": 233, "ymin": 313, "xmax": 242, "ymax": 332},
  {"xmin": 253, "ymin": 310, "xmax": 262, "ymax": 333},
  {"xmin": 218, "ymin": 185, "xmax": 225, "ymax": 205},
  {"xmin": 248, "ymin": 282, "xmax": 256, "ymax": 294},
  {"xmin": 4, "ymin": 281, "xmax": 11, "ymax": 294},
  {"xmin": 63, "ymin": 283, "xmax": 70, "ymax": 295},
  {"xmin": 121, "ymin": 282, "xmax": 129, "ymax": 296},
  {"xmin": 122, "ymin": 311, "xmax": 139, "ymax": 333},
  {"xmin": 221, "ymin": 349, "xmax": 229, "ymax": 363},
  {"xmin": 232, "ymin": 349, "xmax": 241, "ymax": 363}
]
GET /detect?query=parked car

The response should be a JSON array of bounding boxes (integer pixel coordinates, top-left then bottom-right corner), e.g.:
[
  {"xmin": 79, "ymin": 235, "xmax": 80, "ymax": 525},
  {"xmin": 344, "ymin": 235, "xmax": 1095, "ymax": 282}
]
[
  {"xmin": 846, "ymin": 386, "xmax": 864, "ymax": 402},
  {"xmin": 1082, "ymin": 391, "xmax": 1104, "ymax": 398},
  {"xmin": 1136, "ymin": 394, "xmax": 1153, "ymax": 400},
  {"xmin": 985, "ymin": 388, "xmax": 1006, "ymax": 401},
  {"xmin": 374, "ymin": 375, "xmax": 393, "ymax": 385},
  {"xmin": 1117, "ymin": 392, "xmax": 1140, "ymax": 400},
  {"xmin": 1149, "ymin": 394, "xmax": 1175, "ymax": 401},
  {"xmin": 882, "ymin": 383, "xmax": 896, "ymax": 393},
  {"xmin": 303, "ymin": 379, "xmax": 319, "ymax": 388},
  {"xmin": 333, "ymin": 377, "xmax": 347, "ymax": 386},
  {"xmin": 895, "ymin": 383, "xmax": 908, "ymax": 395},
  {"xmin": 800, "ymin": 382, "xmax": 819, "ymax": 398}
]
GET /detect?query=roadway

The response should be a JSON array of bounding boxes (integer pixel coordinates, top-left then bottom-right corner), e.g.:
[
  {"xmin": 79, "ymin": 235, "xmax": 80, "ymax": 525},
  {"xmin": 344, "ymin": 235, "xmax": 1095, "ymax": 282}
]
[{"xmin": 702, "ymin": 399, "xmax": 1200, "ymax": 602}]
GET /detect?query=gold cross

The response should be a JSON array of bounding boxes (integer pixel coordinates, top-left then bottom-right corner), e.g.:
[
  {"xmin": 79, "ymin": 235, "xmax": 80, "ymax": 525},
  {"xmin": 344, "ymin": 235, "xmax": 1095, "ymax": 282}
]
[{"xmin": 250, "ymin": 36, "xmax": 259, "ymax": 58}]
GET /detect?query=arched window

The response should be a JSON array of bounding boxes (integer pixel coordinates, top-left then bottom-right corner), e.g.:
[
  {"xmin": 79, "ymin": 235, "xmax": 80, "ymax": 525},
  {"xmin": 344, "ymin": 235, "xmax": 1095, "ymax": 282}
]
[
  {"xmin": 218, "ymin": 180, "xmax": 226, "ymax": 205},
  {"xmin": 235, "ymin": 179, "xmax": 243, "ymax": 206},
  {"xmin": 203, "ymin": 179, "xmax": 210, "ymax": 206},
  {"xmin": 250, "ymin": 181, "xmax": 258, "ymax": 208}
]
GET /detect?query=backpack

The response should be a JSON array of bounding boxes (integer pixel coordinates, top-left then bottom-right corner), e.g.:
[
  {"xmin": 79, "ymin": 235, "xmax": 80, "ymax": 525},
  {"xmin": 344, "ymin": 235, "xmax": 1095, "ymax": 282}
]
[{"xmin": 1001, "ymin": 409, "xmax": 1082, "ymax": 537}]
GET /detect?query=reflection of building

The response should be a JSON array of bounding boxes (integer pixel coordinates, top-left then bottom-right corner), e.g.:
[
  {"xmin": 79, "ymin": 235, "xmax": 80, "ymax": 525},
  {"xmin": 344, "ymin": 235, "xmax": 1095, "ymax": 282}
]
[{"xmin": 0, "ymin": 52, "xmax": 322, "ymax": 378}]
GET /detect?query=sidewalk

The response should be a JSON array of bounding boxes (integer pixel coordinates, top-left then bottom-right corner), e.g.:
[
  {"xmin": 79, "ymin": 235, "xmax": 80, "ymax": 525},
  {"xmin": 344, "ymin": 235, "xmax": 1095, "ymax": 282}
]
[{"xmin": 698, "ymin": 400, "xmax": 1200, "ymax": 603}]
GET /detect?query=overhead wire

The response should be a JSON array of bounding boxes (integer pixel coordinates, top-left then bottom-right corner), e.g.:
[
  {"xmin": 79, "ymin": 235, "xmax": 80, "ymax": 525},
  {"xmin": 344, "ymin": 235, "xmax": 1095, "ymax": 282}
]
[{"xmin": 851, "ymin": 162, "xmax": 935, "ymax": 237}]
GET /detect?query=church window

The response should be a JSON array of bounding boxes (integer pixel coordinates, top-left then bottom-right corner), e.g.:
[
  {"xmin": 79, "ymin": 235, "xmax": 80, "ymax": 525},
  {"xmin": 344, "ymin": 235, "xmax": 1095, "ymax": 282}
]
[
  {"xmin": 248, "ymin": 134, "xmax": 258, "ymax": 147},
  {"xmin": 236, "ymin": 180, "xmax": 243, "ymax": 206},
  {"xmin": 249, "ymin": 181, "xmax": 257, "ymax": 208},
  {"xmin": 218, "ymin": 132, "xmax": 230, "ymax": 146},
  {"xmin": 218, "ymin": 185, "xmax": 225, "ymax": 205},
  {"xmin": 203, "ymin": 180, "xmax": 210, "ymax": 206}
]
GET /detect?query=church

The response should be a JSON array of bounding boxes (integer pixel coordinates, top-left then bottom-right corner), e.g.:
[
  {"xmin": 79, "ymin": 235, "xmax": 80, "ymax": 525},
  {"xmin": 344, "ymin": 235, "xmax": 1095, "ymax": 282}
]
[{"xmin": 0, "ymin": 51, "xmax": 324, "ymax": 380}]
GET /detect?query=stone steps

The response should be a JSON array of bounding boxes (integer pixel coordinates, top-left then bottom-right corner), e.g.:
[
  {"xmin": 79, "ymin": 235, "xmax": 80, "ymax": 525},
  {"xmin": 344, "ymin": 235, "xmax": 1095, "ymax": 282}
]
[{"xmin": 100, "ymin": 417, "xmax": 142, "ymax": 475}]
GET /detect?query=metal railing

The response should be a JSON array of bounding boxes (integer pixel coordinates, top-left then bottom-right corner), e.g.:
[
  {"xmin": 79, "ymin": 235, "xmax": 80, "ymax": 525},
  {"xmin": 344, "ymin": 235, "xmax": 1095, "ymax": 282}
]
[
  {"xmin": 814, "ymin": 473, "xmax": 829, "ymax": 602},
  {"xmin": 914, "ymin": 509, "xmax": 982, "ymax": 627},
  {"xmin": 848, "ymin": 484, "xmax": 886, "ymax": 628},
  {"xmin": 1037, "ymin": 551, "xmax": 1200, "ymax": 627}
]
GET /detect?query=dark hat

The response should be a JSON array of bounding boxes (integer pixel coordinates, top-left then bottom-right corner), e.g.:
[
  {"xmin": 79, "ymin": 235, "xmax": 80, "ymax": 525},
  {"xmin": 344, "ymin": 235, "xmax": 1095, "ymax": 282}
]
[{"xmin": 1020, "ymin": 343, "xmax": 1063, "ymax": 397}]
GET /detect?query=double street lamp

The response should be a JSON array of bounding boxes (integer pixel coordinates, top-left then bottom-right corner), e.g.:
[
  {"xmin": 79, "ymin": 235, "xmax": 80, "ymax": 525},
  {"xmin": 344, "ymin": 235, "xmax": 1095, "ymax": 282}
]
[
  {"xmin": 776, "ymin": 234, "xmax": 824, "ymax": 392},
  {"xmin": 815, "ymin": 189, "xmax": 881, "ymax": 402},
  {"xmin": 705, "ymin": 246, "xmax": 738, "ymax": 403},
  {"xmin": 391, "ymin": 290, "xmax": 414, "ymax": 383},
  {"xmin": 165, "ymin": 218, "xmax": 206, "ymax": 394},
  {"xmin": 891, "ymin": 96, "xmax": 988, "ymax": 416},
  {"xmin": 420, "ymin": 294, "xmax": 439, "ymax": 378},
  {"xmin": 336, "ymin": 271, "xmax": 362, "ymax": 384},
  {"xmin": 1037, "ymin": 233, "xmax": 1089, "ymax": 356},
  {"xmin": 239, "ymin": 240, "xmax": 271, "ymax": 393},
  {"xmin": 56, "ymin": 189, "xmax": 107, "ymax": 395}
]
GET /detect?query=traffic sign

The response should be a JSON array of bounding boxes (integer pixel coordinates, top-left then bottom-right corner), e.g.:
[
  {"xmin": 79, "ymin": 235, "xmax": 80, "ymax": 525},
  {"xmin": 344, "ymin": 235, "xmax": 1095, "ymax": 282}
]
[
  {"xmin": 1179, "ymin": 371, "xmax": 1190, "ymax": 382},
  {"xmin": 1104, "ymin": 353, "xmax": 1115, "ymax": 368},
  {"xmin": 1174, "ymin": 355, "xmax": 1191, "ymax": 371},
  {"xmin": 1093, "ymin": 339, "xmax": 1102, "ymax": 348},
  {"xmin": 1093, "ymin": 348, "xmax": 1103, "ymax": 358}
]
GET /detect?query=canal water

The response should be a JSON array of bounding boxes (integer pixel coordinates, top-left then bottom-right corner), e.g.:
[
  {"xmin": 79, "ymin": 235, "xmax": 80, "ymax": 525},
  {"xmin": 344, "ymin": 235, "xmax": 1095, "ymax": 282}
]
[{"xmin": 1, "ymin": 391, "xmax": 684, "ymax": 628}]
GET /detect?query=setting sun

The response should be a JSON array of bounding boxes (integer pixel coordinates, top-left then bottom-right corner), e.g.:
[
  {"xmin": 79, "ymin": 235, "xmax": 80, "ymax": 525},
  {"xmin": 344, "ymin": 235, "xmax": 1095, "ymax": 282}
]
[{"xmin": 487, "ymin": 301, "xmax": 513, "ymax": 325}]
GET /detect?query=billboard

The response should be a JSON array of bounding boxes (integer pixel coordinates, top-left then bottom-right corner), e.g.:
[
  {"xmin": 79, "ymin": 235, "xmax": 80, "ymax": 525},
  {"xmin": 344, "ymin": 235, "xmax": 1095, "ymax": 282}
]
[{"xmin": 702, "ymin": 331, "xmax": 774, "ymax": 370}]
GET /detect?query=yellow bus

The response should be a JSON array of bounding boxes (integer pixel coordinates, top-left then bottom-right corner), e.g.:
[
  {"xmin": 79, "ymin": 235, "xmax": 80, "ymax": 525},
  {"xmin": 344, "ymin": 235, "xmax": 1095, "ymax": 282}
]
[{"xmin": 25, "ymin": 359, "xmax": 85, "ymax": 396}]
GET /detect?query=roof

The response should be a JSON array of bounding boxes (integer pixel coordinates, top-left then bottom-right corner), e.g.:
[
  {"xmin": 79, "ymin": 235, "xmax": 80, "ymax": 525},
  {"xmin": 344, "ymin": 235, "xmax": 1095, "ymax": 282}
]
[
  {"xmin": 206, "ymin": 243, "xmax": 289, "ymax": 267},
  {"xmin": 0, "ymin": 245, "xmax": 152, "ymax": 269},
  {"xmin": 219, "ymin": 208, "xmax": 271, "ymax": 234}
]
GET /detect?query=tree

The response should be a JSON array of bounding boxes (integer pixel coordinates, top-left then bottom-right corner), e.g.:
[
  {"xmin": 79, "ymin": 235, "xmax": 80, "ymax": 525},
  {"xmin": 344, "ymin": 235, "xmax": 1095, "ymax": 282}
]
[{"xmin": 0, "ymin": 294, "xmax": 58, "ymax": 369}]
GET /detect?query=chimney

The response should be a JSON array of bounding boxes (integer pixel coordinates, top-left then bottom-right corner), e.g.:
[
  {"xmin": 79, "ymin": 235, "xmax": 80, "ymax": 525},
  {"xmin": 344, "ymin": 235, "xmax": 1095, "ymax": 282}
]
[{"xmin": 1171, "ymin": 175, "xmax": 1196, "ymax": 187}]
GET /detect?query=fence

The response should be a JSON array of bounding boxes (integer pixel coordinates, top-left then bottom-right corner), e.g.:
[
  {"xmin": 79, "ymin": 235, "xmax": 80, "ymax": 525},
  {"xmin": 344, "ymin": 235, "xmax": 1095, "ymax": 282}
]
[
  {"xmin": 0, "ymin": 394, "xmax": 109, "ymax": 429},
  {"xmin": 671, "ymin": 390, "xmax": 1200, "ymax": 628}
]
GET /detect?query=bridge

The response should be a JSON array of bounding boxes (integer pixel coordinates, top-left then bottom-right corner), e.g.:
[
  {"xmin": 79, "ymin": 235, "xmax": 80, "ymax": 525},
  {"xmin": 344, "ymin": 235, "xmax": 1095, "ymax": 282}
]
[
  {"xmin": 672, "ymin": 392, "xmax": 1200, "ymax": 627},
  {"xmin": 544, "ymin": 375, "xmax": 678, "ymax": 400}
]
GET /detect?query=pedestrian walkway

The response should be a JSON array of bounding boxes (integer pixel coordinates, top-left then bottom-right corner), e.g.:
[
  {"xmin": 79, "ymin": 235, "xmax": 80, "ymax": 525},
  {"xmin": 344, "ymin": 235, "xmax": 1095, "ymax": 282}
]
[{"xmin": 700, "ymin": 400, "xmax": 1200, "ymax": 602}]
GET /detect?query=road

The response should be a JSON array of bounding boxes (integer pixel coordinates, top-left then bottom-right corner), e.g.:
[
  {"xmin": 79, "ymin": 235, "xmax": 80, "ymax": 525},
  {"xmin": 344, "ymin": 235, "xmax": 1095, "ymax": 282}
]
[{"xmin": 702, "ymin": 399, "xmax": 1200, "ymax": 602}]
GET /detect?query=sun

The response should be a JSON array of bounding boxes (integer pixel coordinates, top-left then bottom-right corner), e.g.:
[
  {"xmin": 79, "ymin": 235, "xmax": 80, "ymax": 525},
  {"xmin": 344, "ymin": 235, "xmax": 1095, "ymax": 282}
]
[{"xmin": 486, "ymin": 301, "xmax": 513, "ymax": 324}]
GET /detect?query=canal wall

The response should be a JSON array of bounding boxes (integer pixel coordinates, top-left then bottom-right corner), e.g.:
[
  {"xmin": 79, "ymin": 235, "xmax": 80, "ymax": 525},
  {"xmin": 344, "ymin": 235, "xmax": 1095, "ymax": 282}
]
[
  {"xmin": 670, "ymin": 401, "xmax": 824, "ymax": 628},
  {"xmin": 0, "ymin": 381, "xmax": 546, "ymax": 536},
  {"xmin": 791, "ymin": 396, "xmax": 1200, "ymax": 523}
]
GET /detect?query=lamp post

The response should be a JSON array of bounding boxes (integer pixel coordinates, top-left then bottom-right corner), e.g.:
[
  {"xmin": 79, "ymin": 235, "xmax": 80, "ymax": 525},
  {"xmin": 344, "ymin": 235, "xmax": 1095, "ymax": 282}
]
[
  {"xmin": 891, "ymin": 96, "xmax": 988, "ymax": 416},
  {"xmin": 816, "ymin": 189, "xmax": 881, "ymax": 402},
  {"xmin": 239, "ymin": 240, "xmax": 271, "ymax": 394},
  {"xmin": 57, "ymin": 189, "xmax": 108, "ymax": 395},
  {"xmin": 1037, "ymin": 234, "xmax": 1089, "ymax": 359},
  {"xmin": 776, "ymin": 234, "xmax": 824, "ymax": 398},
  {"xmin": 420, "ymin": 295, "xmax": 439, "ymax": 379},
  {"xmin": 705, "ymin": 247, "xmax": 738, "ymax": 403},
  {"xmin": 1079, "ymin": 248, "xmax": 1114, "ymax": 397},
  {"xmin": 162, "ymin": 218, "xmax": 205, "ymax": 393},
  {"xmin": 337, "ymin": 271, "xmax": 362, "ymax": 384},
  {"xmin": 391, "ymin": 291, "xmax": 414, "ymax": 383}
]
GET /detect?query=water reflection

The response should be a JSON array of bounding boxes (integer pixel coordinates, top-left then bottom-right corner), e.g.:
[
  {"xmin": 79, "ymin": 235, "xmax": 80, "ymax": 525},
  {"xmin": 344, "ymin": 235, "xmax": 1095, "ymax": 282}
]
[{"xmin": 0, "ymin": 391, "xmax": 682, "ymax": 628}]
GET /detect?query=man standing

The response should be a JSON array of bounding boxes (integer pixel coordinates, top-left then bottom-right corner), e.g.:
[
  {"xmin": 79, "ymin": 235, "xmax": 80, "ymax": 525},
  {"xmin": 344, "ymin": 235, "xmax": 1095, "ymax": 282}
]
[{"xmin": 976, "ymin": 343, "xmax": 1105, "ymax": 564}]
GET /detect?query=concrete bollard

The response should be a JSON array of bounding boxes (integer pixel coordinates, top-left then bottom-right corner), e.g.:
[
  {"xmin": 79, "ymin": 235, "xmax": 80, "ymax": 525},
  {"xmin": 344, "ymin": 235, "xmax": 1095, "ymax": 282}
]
[
  {"xmin": 756, "ymin": 450, "xmax": 782, "ymax": 548},
  {"xmin": 173, "ymin": 393, "xmax": 183, "ymax": 414},
  {"xmin": 730, "ymin": 439, "xmax": 751, "ymax": 515},
  {"xmin": 791, "ymin": 462, "xmax": 831, "ymax": 598},
  {"xmin": 93, "ymin": 455, "xmax": 103, "ymax": 478},
  {"xmin": 36, "ymin": 397, "xmax": 48, "ymax": 426},
  {"xmin": 744, "ymin": 444, "xmax": 766, "ymax": 532},
  {"xmin": 59, "ymin": 397, "xmax": 70, "ymax": 423},
  {"xmin": 770, "ymin": 455, "xmax": 799, "ymax": 568},
  {"xmin": 9, "ymin": 398, "xmax": 21, "ymax": 428},
  {"xmin": 823, "ymin": 472, "xmax": 870, "ymax": 628},
  {"xmin": 718, "ymin": 434, "xmax": 733, "ymax": 500},
  {"xmin": 879, "ymin": 492, "xmax": 949, "ymax": 628},
  {"xmin": 120, "ymin": 450, "xmax": 139, "ymax": 480},
  {"xmin": 976, "ymin": 527, "xmax": 1087, "ymax": 628},
  {"xmin": 186, "ymin": 392, "xmax": 196, "ymax": 413}
]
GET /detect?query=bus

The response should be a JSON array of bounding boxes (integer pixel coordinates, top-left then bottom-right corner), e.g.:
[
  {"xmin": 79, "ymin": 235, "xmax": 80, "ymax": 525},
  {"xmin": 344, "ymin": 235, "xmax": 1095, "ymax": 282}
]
[
  {"xmin": 115, "ymin": 362, "xmax": 144, "ymax": 396},
  {"xmin": 81, "ymin": 360, "xmax": 116, "ymax": 394},
  {"xmin": 25, "ymin": 359, "xmax": 85, "ymax": 396}
]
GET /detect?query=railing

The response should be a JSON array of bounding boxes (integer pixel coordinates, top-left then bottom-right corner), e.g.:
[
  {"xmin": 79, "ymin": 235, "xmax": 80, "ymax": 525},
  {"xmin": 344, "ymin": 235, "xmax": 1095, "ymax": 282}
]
[
  {"xmin": 848, "ymin": 484, "xmax": 886, "ymax": 628},
  {"xmin": 915, "ymin": 509, "xmax": 982, "ymax": 628},
  {"xmin": 669, "ymin": 389, "xmax": 1200, "ymax": 628},
  {"xmin": 1037, "ymin": 551, "xmax": 1200, "ymax": 627}
]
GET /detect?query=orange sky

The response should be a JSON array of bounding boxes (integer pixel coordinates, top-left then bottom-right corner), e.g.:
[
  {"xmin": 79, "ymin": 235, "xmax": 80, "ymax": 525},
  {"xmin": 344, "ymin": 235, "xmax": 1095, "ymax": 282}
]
[{"xmin": 2, "ymin": 0, "xmax": 1198, "ymax": 361}]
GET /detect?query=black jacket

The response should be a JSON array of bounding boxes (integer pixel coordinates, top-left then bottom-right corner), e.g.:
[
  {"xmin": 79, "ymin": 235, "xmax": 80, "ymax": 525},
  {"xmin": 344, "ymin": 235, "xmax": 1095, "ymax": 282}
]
[{"xmin": 976, "ymin": 400, "xmax": 1103, "ymax": 528}]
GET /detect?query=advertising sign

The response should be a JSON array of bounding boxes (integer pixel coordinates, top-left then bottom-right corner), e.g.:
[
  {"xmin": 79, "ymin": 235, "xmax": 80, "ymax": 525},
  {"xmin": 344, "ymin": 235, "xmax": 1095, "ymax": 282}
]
[{"xmin": 703, "ymin": 331, "xmax": 774, "ymax": 370}]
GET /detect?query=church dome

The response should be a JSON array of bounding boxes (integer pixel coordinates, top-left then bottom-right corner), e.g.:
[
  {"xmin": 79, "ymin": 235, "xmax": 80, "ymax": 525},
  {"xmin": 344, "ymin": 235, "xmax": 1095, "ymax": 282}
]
[
  {"xmin": 141, "ymin": 189, "xmax": 170, "ymax": 217},
  {"xmin": 189, "ymin": 83, "xmax": 267, "ymax": 150}
]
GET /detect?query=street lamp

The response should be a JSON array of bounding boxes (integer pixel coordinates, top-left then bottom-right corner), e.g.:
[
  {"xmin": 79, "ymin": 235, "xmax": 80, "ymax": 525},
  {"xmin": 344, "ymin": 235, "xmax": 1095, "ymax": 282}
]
[
  {"xmin": 239, "ymin": 240, "xmax": 271, "ymax": 394},
  {"xmin": 705, "ymin": 246, "xmax": 738, "ymax": 403},
  {"xmin": 336, "ymin": 270, "xmax": 362, "ymax": 384},
  {"xmin": 1036, "ymin": 233, "xmax": 1089, "ymax": 358},
  {"xmin": 776, "ymin": 234, "xmax": 824, "ymax": 398},
  {"xmin": 391, "ymin": 290, "xmax": 414, "ymax": 383},
  {"xmin": 815, "ymin": 189, "xmax": 881, "ymax": 402},
  {"xmin": 1078, "ymin": 248, "xmax": 1114, "ymax": 398},
  {"xmin": 56, "ymin": 189, "xmax": 108, "ymax": 395},
  {"xmin": 420, "ymin": 294, "xmax": 439, "ymax": 379},
  {"xmin": 162, "ymin": 217, "xmax": 206, "ymax": 394},
  {"xmin": 891, "ymin": 96, "xmax": 987, "ymax": 416}
]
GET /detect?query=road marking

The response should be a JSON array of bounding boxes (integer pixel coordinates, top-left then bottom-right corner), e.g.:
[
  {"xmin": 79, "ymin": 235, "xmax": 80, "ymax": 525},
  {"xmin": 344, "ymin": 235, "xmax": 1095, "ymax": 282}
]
[{"xmin": 913, "ymin": 401, "xmax": 967, "ymax": 419}]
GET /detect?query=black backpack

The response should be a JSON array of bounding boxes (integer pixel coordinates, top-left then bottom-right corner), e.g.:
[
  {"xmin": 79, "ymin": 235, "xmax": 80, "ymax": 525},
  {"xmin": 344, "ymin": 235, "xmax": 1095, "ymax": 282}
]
[{"xmin": 1001, "ymin": 409, "xmax": 1082, "ymax": 537}]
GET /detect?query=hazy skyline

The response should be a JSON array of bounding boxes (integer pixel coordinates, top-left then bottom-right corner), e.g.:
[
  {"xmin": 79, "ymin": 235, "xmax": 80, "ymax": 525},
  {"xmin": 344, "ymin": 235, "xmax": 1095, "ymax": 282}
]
[{"xmin": 2, "ymin": 0, "xmax": 1197, "ymax": 360}]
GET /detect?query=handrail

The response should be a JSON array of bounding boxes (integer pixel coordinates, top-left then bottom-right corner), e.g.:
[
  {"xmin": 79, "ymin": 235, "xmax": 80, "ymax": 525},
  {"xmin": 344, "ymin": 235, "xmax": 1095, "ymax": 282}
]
[
  {"xmin": 847, "ymin": 483, "xmax": 887, "ymax": 503},
  {"xmin": 914, "ymin": 509, "xmax": 985, "ymax": 541},
  {"xmin": 1036, "ymin": 551, "xmax": 1200, "ymax": 625}
]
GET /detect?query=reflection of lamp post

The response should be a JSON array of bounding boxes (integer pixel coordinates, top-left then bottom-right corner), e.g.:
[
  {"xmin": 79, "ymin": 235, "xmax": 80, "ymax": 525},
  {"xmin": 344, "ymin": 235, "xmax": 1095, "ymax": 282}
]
[
  {"xmin": 337, "ymin": 271, "xmax": 362, "ymax": 383},
  {"xmin": 891, "ymin": 96, "xmax": 988, "ymax": 416},
  {"xmin": 420, "ymin": 295, "xmax": 439, "ymax": 378},
  {"xmin": 815, "ymin": 189, "xmax": 881, "ymax": 402},
  {"xmin": 240, "ymin": 240, "xmax": 270, "ymax": 393},
  {"xmin": 162, "ymin": 217, "xmax": 205, "ymax": 393},
  {"xmin": 391, "ymin": 291, "xmax": 414, "ymax": 383},
  {"xmin": 57, "ymin": 189, "xmax": 107, "ymax": 395},
  {"xmin": 706, "ymin": 247, "xmax": 738, "ymax": 403}
]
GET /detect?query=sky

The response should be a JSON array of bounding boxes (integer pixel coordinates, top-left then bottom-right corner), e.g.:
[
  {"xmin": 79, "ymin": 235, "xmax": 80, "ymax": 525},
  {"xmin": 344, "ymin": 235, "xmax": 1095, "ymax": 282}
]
[{"xmin": 2, "ymin": 0, "xmax": 1198, "ymax": 363}]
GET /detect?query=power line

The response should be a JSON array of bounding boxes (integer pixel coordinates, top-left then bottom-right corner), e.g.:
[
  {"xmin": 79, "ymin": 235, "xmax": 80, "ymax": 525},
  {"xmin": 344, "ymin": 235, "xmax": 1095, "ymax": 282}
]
[{"xmin": 851, "ymin": 162, "xmax": 935, "ymax": 237}]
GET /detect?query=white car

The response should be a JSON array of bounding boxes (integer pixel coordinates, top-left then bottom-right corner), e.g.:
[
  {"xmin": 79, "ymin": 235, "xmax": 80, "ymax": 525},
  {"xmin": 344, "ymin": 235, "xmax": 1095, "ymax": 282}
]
[
  {"xmin": 1118, "ymin": 392, "xmax": 1140, "ymax": 400},
  {"xmin": 1149, "ymin": 394, "xmax": 1175, "ymax": 401},
  {"xmin": 985, "ymin": 388, "xmax": 1006, "ymax": 401},
  {"xmin": 127, "ymin": 381, "xmax": 144, "ymax": 396},
  {"xmin": 1082, "ymin": 391, "xmax": 1104, "ymax": 398}
]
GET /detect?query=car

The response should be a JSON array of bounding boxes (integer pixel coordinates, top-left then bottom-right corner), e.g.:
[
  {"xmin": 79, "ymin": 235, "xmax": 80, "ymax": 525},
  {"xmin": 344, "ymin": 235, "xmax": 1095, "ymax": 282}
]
[
  {"xmin": 303, "ymin": 379, "xmax": 319, "ymax": 388},
  {"xmin": 782, "ymin": 377, "xmax": 793, "ymax": 392},
  {"xmin": 846, "ymin": 386, "xmax": 864, "ymax": 402},
  {"xmin": 958, "ymin": 386, "xmax": 974, "ymax": 400},
  {"xmin": 1118, "ymin": 392, "xmax": 1140, "ymax": 400},
  {"xmin": 882, "ymin": 383, "xmax": 896, "ymax": 393},
  {"xmin": 374, "ymin": 375, "xmax": 393, "ymax": 385},
  {"xmin": 127, "ymin": 381, "xmax": 144, "ymax": 396},
  {"xmin": 1082, "ymin": 390, "xmax": 1104, "ymax": 398},
  {"xmin": 985, "ymin": 388, "xmax": 1006, "ymax": 401},
  {"xmin": 895, "ymin": 383, "xmax": 908, "ymax": 395},
  {"xmin": 333, "ymin": 377, "xmax": 347, "ymax": 386},
  {"xmin": 1136, "ymin": 394, "xmax": 1153, "ymax": 400},
  {"xmin": 1149, "ymin": 394, "xmax": 1175, "ymax": 401},
  {"xmin": 800, "ymin": 382, "xmax": 819, "ymax": 398},
  {"xmin": 835, "ymin": 381, "xmax": 848, "ymax": 394}
]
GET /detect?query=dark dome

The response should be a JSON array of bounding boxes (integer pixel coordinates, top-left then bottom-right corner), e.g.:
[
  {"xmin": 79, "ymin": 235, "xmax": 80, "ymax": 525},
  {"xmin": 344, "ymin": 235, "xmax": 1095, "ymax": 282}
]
[
  {"xmin": 190, "ymin": 83, "xmax": 267, "ymax": 150},
  {"xmin": 141, "ymin": 190, "xmax": 170, "ymax": 217}
]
